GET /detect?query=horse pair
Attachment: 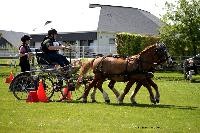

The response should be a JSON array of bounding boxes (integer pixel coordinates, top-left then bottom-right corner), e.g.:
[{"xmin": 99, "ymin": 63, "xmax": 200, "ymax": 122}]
[{"xmin": 76, "ymin": 43, "xmax": 172, "ymax": 104}]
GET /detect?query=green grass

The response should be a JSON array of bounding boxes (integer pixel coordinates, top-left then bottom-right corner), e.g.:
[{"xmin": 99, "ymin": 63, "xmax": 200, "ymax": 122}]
[{"xmin": 0, "ymin": 68, "xmax": 200, "ymax": 133}]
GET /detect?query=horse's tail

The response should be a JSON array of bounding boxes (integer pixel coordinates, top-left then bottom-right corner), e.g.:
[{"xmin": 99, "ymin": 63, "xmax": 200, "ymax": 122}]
[{"xmin": 75, "ymin": 58, "xmax": 95, "ymax": 90}]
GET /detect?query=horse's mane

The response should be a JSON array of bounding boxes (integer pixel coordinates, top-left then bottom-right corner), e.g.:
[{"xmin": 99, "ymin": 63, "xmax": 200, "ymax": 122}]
[{"xmin": 138, "ymin": 44, "xmax": 156, "ymax": 56}]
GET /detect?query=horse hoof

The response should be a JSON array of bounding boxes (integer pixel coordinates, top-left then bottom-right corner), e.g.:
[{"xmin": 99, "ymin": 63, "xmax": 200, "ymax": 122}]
[
  {"xmin": 105, "ymin": 100, "xmax": 110, "ymax": 103},
  {"xmin": 152, "ymin": 101, "xmax": 156, "ymax": 104},
  {"xmin": 131, "ymin": 101, "xmax": 137, "ymax": 105},
  {"xmin": 150, "ymin": 99, "xmax": 156, "ymax": 104},
  {"xmin": 118, "ymin": 101, "xmax": 123, "ymax": 105},
  {"xmin": 82, "ymin": 100, "xmax": 87, "ymax": 103},
  {"xmin": 91, "ymin": 100, "xmax": 97, "ymax": 103},
  {"xmin": 156, "ymin": 99, "xmax": 160, "ymax": 103}
]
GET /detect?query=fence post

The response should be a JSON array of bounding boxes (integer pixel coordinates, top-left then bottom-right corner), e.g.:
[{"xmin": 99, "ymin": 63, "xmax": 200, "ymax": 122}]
[{"xmin": 82, "ymin": 46, "xmax": 84, "ymax": 58}]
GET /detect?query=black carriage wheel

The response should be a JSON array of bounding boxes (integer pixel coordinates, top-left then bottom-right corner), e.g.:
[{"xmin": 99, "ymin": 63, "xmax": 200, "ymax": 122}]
[
  {"xmin": 12, "ymin": 74, "xmax": 35, "ymax": 100},
  {"xmin": 42, "ymin": 76, "xmax": 65, "ymax": 102},
  {"xmin": 9, "ymin": 72, "xmax": 31, "ymax": 92}
]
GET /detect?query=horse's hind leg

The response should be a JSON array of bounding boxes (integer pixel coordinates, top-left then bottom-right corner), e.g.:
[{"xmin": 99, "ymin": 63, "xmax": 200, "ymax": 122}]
[
  {"xmin": 147, "ymin": 78, "xmax": 160, "ymax": 103},
  {"xmin": 90, "ymin": 87, "xmax": 97, "ymax": 102},
  {"xmin": 91, "ymin": 80, "xmax": 116, "ymax": 103},
  {"xmin": 118, "ymin": 81, "xmax": 135, "ymax": 104},
  {"xmin": 130, "ymin": 82, "xmax": 142, "ymax": 105},
  {"xmin": 108, "ymin": 80, "xmax": 120, "ymax": 98},
  {"xmin": 96, "ymin": 80, "xmax": 110, "ymax": 103},
  {"xmin": 82, "ymin": 78, "xmax": 98, "ymax": 103}
]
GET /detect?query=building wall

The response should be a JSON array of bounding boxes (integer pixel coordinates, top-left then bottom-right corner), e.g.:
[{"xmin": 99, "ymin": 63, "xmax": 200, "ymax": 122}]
[
  {"xmin": 35, "ymin": 42, "xmax": 41, "ymax": 49},
  {"xmin": 92, "ymin": 31, "xmax": 116, "ymax": 54}
]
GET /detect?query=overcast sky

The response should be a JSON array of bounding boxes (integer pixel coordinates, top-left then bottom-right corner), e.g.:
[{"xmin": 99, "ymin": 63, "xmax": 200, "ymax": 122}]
[{"xmin": 0, "ymin": 0, "xmax": 176, "ymax": 34}]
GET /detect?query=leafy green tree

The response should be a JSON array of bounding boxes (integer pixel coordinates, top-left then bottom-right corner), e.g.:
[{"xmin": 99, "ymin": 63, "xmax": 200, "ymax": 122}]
[{"xmin": 160, "ymin": 0, "xmax": 200, "ymax": 56}]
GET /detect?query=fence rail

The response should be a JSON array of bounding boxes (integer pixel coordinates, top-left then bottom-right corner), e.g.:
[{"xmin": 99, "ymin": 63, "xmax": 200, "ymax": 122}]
[{"xmin": 0, "ymin": 46, "xmax": 198, "ymax": 72}]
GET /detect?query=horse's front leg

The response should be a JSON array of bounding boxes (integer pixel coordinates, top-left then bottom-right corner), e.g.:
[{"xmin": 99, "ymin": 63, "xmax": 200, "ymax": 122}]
[
  {"xmin": 147, "ymin": 78, "xmax": 160, "ymax": 103},
  {"xmin": 118, "ymin": 81, "xmax": 135, "ymax": 104},
  {"xmin": 108, "ymin": 80, "xmax": 120, "ymax": 98},
  {"xmin": 143, "ymin": 79, "xmax": 156, "ymax": 104},
  {"xmin": 130, "ymin": 82, "xmax": 142, "ymax": 105}
]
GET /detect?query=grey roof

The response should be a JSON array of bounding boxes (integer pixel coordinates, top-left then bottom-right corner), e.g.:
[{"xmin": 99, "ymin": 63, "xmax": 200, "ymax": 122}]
[
  {"xmin": 0, "ymin": 37, "xmax": 12, "ymax": 47},
  {"xmin": 0, "ymin": 30, "xmax": 26, "ymax": 47},
  {"xmin": 97, "ymin": 5, "xmax": 164, "ymax": 35}
]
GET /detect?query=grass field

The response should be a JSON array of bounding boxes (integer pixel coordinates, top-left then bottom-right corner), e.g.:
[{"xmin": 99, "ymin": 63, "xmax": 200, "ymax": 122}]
[{"xmin": 0, "ymin": 68, "xmax": 200, "ymax": 133}]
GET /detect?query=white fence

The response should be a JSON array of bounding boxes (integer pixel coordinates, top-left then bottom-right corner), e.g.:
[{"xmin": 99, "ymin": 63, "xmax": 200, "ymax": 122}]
[
  {"xmin": 62, "ymin": 45, "xmax": 117, "ymax": 58},
  {"xmin": 0, "ymin": 50, "xmax": 18, "ymax": 57},
  {"xmin": 0, "ymin": 45, "xmax": 117, "ymax": 58}
]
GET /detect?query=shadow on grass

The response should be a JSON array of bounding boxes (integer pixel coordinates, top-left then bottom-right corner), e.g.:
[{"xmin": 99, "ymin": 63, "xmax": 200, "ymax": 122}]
[
  {"xmin": 190, "ymin": 80, "xmax": 200, "ymax": 83},
  {"xmin": 57, "ymin": 100, "xmax": 198, "ymax": 110},
  {"xmin": 108, "ymin": 103, "xmax": 198, "ymax": 110}
]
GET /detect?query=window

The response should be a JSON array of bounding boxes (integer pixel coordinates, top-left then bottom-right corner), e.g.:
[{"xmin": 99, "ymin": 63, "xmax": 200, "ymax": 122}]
[{"xmin": 109, "ymin": 38, "xmax": 115, "ymax": 44}]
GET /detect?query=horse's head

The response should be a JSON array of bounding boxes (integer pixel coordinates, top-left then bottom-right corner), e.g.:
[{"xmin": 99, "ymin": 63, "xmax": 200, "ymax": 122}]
[{"xmin": 154, "ymin": 43, "xmax": 172, "ymax": 65}]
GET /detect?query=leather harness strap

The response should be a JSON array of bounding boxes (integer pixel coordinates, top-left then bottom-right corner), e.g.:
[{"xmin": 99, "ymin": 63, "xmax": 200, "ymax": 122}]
[{"xmin": 95, "ymin": 56, "xmax": 144, "ymax": 80}]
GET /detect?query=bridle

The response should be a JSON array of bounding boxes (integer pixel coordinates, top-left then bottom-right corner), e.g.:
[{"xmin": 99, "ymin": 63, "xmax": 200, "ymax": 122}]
[{"xmin": 137, "ymin": 43, "xmax": 171, "ymax": 70}]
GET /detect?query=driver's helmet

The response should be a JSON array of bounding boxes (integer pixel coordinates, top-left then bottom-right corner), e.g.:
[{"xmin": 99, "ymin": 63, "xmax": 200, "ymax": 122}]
[
  {"xmin": 48, "ymin": 29, "xmax": 57, "ymax": 35},
  {"xmin": 21, "ymin": 35, "xmax": 32, "ymax": 42}
]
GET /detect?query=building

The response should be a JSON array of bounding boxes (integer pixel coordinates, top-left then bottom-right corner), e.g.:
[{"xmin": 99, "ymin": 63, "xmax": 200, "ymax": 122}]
[
  {"xmin": 1, "ymin": 4, "xmax": 163, "ymax": 57},
  {"xmin": 31, "ymin": 4, "xmax": 163, "ymax": 57},
  {"xmin": 0, "ymin": 30, "xmax": 26, "ymax": 56},
  {"xmin": 0, "ymin": 30, "xmax": 26, "ymax": 48}
]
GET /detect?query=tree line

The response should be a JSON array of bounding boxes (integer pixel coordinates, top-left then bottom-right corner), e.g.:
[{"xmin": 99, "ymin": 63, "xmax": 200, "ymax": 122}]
[{"xmin": 159, "ymin": 0, "xmax": 200, "ymax": 56}]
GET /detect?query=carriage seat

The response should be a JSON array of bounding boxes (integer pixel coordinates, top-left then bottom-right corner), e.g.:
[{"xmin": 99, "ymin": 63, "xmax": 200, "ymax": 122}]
[{"xmin": 36, "ymin": 52, "xmax": 58, "ymax": 66}]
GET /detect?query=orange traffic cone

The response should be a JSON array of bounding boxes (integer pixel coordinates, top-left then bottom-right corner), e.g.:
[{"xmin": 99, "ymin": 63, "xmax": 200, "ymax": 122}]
[
  {"xmin": 62, "ymin": 87, "xmax": 72, "ymax": 101},
  {"xmin": 37, "ymin": 80, "xmax": 48, "ymax": 102},
  {"xmin": 9, "ymin": 72, "xmax": 14, "ymax": 81},
  {"xmin": 5, "ymin": 72, "xmax": 14, "ymax": 84},
  {"xmin": 26, "ymin": 91, "xmax": 39, "ymax": 103}
]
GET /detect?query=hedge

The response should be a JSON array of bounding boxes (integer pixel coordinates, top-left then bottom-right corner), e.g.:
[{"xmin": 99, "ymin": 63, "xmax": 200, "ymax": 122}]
[{"xmin": 116, "ymin": 33, "xmax": 160, "ymax": 56}]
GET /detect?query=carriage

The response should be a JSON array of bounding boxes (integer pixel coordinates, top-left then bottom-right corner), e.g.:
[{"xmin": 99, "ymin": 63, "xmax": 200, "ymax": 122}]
[
  {"xmin": 9, "ymin": 43, "xmax": 172, "ymax": 104},
  {"xmin": 9, "ymin": 49, "xmax": 92, "ymax": 102},
  {"xmin": 183, "ymin": 54, "xmax": 200, "ymax": 81}
]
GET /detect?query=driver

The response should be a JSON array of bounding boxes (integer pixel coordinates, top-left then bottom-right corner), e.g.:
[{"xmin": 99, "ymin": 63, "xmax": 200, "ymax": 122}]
[{"xmin": 41, "ymin": 29, "xmax": 70, "ymax": 67}]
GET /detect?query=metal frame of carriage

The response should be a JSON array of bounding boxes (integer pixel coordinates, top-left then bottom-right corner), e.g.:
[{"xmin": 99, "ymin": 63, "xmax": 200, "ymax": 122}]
[
  {"xmin": 183, "ymin": 57, "xmax": 200, "ymax": 82},
  {"xmin": 9, "ymin": 50, "xmax": 93, "ymax": 102}
]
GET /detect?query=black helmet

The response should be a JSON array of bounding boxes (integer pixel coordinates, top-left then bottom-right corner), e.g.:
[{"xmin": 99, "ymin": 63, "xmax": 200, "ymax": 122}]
[
  {"xmin": 48, "ymin": 29, "xmax": 57, "ymax": 35},
  {"xmin": 21, "ymin": 35, "xmax": 32, "ymax": 42}
]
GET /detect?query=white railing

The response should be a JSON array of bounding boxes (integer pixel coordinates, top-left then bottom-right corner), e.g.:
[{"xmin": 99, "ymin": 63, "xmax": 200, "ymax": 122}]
[
  {"xmin": 0, "ymin": 50, "xmax": 18, "ymax": 57},
  {"xmin": 62, "ymin": 45, "xmax": 117, "ymax": 58},
  {"xmin": 0, "ymin": 45, "xmax": 117, "ymax": 58}
]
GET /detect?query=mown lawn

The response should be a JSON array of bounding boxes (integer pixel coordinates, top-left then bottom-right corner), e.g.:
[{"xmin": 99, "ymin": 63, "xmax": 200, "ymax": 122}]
[{"xmin": 0, "ymin": 69, "xmax": 200, "ymax": 133}]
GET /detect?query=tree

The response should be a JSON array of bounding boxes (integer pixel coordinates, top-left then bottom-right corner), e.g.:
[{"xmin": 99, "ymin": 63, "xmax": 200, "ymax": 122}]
[{"xmin": 160, "ymin": 0, "xmax": 200, "ymax": 56}]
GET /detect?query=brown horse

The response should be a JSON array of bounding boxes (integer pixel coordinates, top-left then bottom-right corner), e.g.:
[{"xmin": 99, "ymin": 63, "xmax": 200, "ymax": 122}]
[{"xmin": 76, "ymin": 43, "xmax": 172, "ymax": 104}]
